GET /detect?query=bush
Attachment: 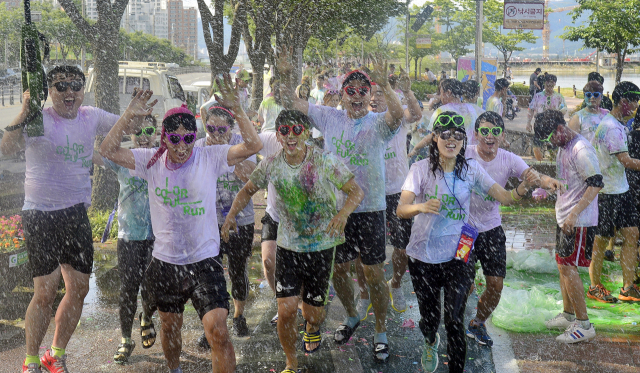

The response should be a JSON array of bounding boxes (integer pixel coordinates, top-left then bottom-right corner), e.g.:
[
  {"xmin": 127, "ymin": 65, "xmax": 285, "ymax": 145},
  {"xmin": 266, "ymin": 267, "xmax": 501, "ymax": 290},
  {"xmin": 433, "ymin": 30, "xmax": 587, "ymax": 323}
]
[
  {"xmin": 510, "ymin": 83, "xmax": 530, "ymax": 96},
  {"xmin": 88, "ymin": 208, "xmax": 118, "ymax": 242},
  {"xmin": 411, "ymin": 81, "xmax": 438, "ymax": 101}
]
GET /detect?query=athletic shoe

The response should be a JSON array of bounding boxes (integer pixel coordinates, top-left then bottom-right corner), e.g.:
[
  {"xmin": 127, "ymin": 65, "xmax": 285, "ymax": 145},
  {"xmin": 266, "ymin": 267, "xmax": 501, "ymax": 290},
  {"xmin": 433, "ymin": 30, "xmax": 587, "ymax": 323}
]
[
  {"xmin": 233, "ymin": 315, "xmax": 249, "ymax": 337},
  {"xmin": 197, "ymin": 332, "xmax": 210, "ymax": 349},
  {"xmin": 421, "ymin": 333, "xmax": 440, "ymax": 373},
  {"xmin": 40, "ymin": 350, "xmax": 68, "ymax": 373},
  {"xmin": 270, "ymin": 312, "xmax": 279, "ymax": 325},
  {"xmin": 587, "ymin": 284, "xmax": 617, "ymax": 303},
  {"xmin": 465, "ymin": 321, "xmax": 493, "ymax": 347},
  {"xmin": 356, "ymin": 298, "xmax": 372, "ymax": 321},
  {"xmin": 545, "ymin": 313, "xmax": 574, "ymax": 330},
  {"xmin": 556, "ymin": 322, "xmax": 596, "ymax": 344},
  {"xmin": 22, "ymin": 363, "xmax": 42, "ymax": 373},
  {"xmin": 388, "ymin": 281, "xmax": 407, "ymax": 313},
  {"xmin": 619, "ymin": 284, "xmax": 640, "ymax": 302},
  {"xmin": 603, "ymin": 249, "xmax": 615, "ymax": 262}
]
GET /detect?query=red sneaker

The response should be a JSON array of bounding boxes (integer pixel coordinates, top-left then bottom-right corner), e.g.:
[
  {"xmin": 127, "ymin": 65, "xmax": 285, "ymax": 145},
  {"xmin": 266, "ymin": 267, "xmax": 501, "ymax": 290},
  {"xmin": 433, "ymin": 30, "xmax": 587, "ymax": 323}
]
[
  {"xmin": 40, "ymin": 349, "xmax": 69, "ymax": 373},
  {"xmin": 22, "ymin": 363, "xmax": 42, "ymax": 373}
]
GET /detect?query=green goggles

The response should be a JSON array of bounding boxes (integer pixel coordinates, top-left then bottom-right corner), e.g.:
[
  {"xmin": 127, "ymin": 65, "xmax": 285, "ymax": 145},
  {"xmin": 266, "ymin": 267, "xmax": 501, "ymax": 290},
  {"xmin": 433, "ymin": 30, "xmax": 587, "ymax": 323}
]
[
  {"xmin": 136, "ymin": 126, "xmax": 156, "ymax": 136},
  {"xmin": 478, "ymin": 127, "xmax": 503, "ymax": 137},
  {"xmin": 434, "ymin": 114, "xmax": 465, "ymax": 128},
  {"xmin": 540, "ymin": 131, "xmax": 554, "ymax": 143}
]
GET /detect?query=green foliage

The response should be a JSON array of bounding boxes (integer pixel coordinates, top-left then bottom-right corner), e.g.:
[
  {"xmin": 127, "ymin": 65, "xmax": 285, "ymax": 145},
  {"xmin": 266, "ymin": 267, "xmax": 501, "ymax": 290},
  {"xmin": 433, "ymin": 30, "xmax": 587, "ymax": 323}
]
[
  {"xmin": 430, "ymin": 0, "xmax": 475, "ymax": 65},
  {"xmin": 120, "ymin": 31, "xmax": 194, "ymax": 66},
  {"xmin": 410, "ymin": 80, "xmax": 438, "ymax": 101},
  {"xmin": 510, "ymin": 83, "xmax": 530, "ymax": 96},
  {"xmin": 88, "ymin": 208, "xmax": 118, "ymax": 242}
]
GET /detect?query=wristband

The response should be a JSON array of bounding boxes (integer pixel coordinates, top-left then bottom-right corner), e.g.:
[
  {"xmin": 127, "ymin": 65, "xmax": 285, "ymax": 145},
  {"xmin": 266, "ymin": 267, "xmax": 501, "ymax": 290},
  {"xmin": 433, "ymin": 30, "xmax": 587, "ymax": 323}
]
[
  {"xmin": 510, "ymin": 189, "xmax": 521, "ymax": 202},
  {"xmin": 516, "ymin": 184, "xmax": 526, "ymax": 198}
]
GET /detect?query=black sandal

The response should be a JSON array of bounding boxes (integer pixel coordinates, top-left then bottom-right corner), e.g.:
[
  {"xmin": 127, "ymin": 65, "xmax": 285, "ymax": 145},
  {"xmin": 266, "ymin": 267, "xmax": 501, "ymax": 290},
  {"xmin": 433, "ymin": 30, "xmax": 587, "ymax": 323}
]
[
  {"xmin": 334, "ymin": 321, "xmax": 359, "ymax": 345},
  {"xmin": 113, "ymin": 340, "xmax": 135, "ymax": 363},
  {"xmin": 302, "ymin": 322, "xmax": 322, "ymax": 354},
  {"xmin": 139, "ymin": 312, "xmax": 156, "ymax": 349},
  {"xmin": 373, "ymin": 342, "xmax": 390, "ymax": 363}
]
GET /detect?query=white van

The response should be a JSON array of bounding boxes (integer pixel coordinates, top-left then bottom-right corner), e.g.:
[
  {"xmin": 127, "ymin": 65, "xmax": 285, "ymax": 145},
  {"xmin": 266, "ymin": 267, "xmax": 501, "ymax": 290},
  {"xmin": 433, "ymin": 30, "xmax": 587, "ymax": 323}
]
[
  {"xmin": 182, "ymin": 84, "xmax": 211, "ymax": 137},
  {"xmin": 83, "ymin": 61, "xmax": 186, "ymax": 118}
]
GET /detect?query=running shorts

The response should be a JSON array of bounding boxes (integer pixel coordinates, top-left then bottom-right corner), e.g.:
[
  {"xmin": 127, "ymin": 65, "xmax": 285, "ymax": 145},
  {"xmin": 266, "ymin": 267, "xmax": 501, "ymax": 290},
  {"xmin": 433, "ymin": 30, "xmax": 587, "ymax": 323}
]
[
  {"xmin": 556, "ymin": 226, "xmax": 595, "ymax": 267},
  {"xmin": 386, "ymin": 193, "xmax": 412, "ymax": 250},
  {"xmin": 219, "ymin": 223, "xmax": 254, "ymax": 258},
  {"xmin": 260, "ymin": 212, "xmax": 279, "ymax": 242},
  {"xmin": 596, "ymin": 191, "xmax": 639, "ymax": 238},
  {"xmin": 275, "ymin": 246, "xmax": 335, "ymax": 307},
  {"xmin": 470, "ymin": 226, "xmax": 507, "ymax": 278},
  {"xmin": 23, "ymin": 203, "xmax": 94, "ymax": 278},
  {"xmin": 335, "ymin": 211, "xmax": 386, "ymax": 265}
]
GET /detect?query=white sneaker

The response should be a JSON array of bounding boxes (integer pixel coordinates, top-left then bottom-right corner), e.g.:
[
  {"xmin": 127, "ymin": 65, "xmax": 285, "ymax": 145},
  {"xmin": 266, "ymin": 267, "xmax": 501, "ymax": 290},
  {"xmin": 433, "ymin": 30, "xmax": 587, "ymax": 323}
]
[
  {"xmin": 545, "ymin": 313, "xmax": 574, "ymax": 330},
  {"xmin": 388, "ymin": 280, "xmax": 407, "ymax": 313},
  {"xmin": 356, "ymin": 298, "xmax": 372, "ymax": 321},
  {"xmin": 556, "ymin": 322, "xmax": 596, "ymax": 344}
]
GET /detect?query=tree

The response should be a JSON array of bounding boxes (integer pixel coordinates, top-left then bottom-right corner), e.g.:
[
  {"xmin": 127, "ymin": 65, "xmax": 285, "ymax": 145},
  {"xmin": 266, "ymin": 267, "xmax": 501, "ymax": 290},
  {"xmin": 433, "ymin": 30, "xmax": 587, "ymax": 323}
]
[
  {"xmin": 562, "ymin": 0, "xmax": 640, "ymax": 84},
  {"xmin": 120, "ymin": 31, "xmax": 193, "ymax": 66},
  {"xmin": 399, "ymin": 4, "xmax": 440, "ymax": 79},
  {"xmin": 430, "ymin": 0, "xmax": 475, "ymax": 70}
]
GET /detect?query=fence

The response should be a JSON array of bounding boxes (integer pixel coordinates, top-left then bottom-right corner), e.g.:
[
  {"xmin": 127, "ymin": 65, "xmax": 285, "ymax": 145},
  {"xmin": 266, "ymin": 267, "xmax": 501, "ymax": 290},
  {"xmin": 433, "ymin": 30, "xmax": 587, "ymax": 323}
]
[{"xmin": 0, "ymin": 82, "xmax": 23, "ymax": 107}]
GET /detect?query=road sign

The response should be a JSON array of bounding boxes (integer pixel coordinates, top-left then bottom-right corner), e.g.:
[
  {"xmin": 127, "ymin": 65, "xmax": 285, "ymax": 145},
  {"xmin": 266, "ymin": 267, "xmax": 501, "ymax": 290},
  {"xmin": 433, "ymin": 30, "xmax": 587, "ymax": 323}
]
[
  {"xmin": 31, "ymin": 11, "xmax": 41, "ymax": 23},
  {"xmin": 411, "ymin": 5, "xmax": 434, "ymax": 33},
  {"xmin": 416, "ymin": 35, "xmax": 431, "ymax": 49},
  {"xmin": 503, "ymin": 1, "xmax": 544, "ymax": 30}
]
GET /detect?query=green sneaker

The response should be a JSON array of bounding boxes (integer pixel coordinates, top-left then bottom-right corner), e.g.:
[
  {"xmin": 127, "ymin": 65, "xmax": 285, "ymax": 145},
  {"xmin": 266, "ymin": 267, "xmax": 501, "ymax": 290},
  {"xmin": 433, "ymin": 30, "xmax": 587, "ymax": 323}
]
[{"xmin": 421, "ymin": 333, "xmax": 440, "ymax": 373}]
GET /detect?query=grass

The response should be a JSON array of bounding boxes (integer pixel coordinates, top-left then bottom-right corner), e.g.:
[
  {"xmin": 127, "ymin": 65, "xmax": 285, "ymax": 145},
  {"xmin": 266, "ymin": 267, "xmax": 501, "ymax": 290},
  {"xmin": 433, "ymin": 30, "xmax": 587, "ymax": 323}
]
[{"xmin": 87, "ymin": 208, "xmax": 118, "ymax": 242}]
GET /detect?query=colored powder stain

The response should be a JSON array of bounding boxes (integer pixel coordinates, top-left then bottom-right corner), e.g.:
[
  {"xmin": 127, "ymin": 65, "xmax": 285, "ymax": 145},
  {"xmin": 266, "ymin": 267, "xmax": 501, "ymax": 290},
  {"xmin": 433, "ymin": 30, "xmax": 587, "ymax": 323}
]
[{"xmin": 299, "ymin": 162, "xmax": 318, "ymax": 193}]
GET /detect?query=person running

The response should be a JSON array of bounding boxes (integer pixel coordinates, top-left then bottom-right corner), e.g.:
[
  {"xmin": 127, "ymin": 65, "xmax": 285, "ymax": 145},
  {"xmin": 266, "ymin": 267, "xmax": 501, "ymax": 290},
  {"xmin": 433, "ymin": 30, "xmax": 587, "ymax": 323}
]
[
  {"xmin": 533, "ymin": 110, "xmax": 601, "ymax": 344},
  {"xmin": 465, "ymin": 111, "xmax": 549, "ymax": 347},
  {"xmin": 355, "ymin": 71, "xmax": 422, "ymax": 318},
  {"xmin": 221, "ymin": 110, "xmax": 364, "ymax": 373},
  {"xmin": 277, "ymin": 51, "xmax": 405, "ymax": 363},
  {"xmin": 0, "ymin": 65, "xmax": 129, "ymax": 373},
  {"xmin": 397, "ymin": 111, "xmax": 536, "ymax": 373},
  {"xmin": 529, "ymin": 67, "xmax": 541, "ymax": 98},
  {"xmin": 97, "ymin": 113, "xmax": 158, "ymax": 363},
  {"xmin": 567, "ymin": 81, "xmax": 609, "ymax": 144},
  {"xmin": 589, "ymin": 82, "xmax": 640, "ymax": 303},
  {"xmin": 486, "ymin": 78, "xmax": 510, "ymax": 117},
  {"xmin": 100, "ymin": 76, "xmax": 262, "ymax": 373}
]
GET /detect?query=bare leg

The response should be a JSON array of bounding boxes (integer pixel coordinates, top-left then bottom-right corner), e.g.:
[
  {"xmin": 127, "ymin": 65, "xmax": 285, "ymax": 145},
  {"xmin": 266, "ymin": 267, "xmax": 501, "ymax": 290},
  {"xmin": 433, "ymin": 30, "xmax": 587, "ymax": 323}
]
[
  {"xmin": 261, "ymin": 240, "xmax": 277, "ymax": 294},
  {"xmin": 589, "ymin": 235, "xmax": 609, "ymax": 287},
  {"xmin": 332, "ymin": 261, "xmax": 358, "ymax": 318},
  {"xmin": 51, "ymin": 264, "xmax": 90, "ymax": 349},
  {"xmin": 390, "ymin": 249, "xmax": 408, "ymax": 289},
  {"xmin": 277, "ymin": 296, "xmax": 299, "ymax": 370},
  {"xmin": 25, "ymin": 267, "xmax": 62, "ymax": 356},
  {"xmin": 203, "ymin": 308, "xmax": 236, "ymax": 373},
  {"xmin": 354, "ymin": 257, "xmax": 369, "ymax": 299},
  {"xmin": 233, "ymin": 300, "xmax": 246, "ymax": 319},
  {"xmin": 557, "ymin": 263, "xmax": 574, "ymax": 314},
  {"xmin": 558, "ymin": 264, "xmax": 588, "ymax": 319},
  {"xmin": 620, "ymin": 227, "xmax": 639, "ymax": 287},
  {"xmin": 474, "ymin": 275, "xmax": 504, "ymax": 322},
  {"xmin": 363, "ymin": 263, "xmax": 388, "ymax": 333},
  {"xmin": 159, "ymin": 311, "xmax": 183, "ymax": 370},
  {"xmin": 301, "ymin": 301, "xmax": 326, "ymax": 351}
]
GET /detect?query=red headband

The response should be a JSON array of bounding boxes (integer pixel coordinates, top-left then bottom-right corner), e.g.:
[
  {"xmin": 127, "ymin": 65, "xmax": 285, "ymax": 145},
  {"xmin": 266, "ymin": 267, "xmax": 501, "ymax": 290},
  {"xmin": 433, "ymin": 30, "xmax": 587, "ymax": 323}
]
[
  {"xmin": 208, "ymin": 106, "xmax": 235, "ymax": 119},
  {"xmin": 146, "ymin": 127, "xmax": 167, "ymax": 169}
]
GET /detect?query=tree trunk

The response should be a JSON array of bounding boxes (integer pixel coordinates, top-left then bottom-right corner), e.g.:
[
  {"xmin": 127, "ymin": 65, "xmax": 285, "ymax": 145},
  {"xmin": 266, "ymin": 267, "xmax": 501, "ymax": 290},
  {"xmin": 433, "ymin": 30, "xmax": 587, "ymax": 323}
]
[
  {"xmin": 418, "ymin": 57, "xmax": 423, "ymax": 79},
  {"xmin": 414, "ymin": 57, "xmax": 418, "ymax": 80},
  {"xmin": 615, "ymin": 49, "xmax": 626, "ymax": 85}
]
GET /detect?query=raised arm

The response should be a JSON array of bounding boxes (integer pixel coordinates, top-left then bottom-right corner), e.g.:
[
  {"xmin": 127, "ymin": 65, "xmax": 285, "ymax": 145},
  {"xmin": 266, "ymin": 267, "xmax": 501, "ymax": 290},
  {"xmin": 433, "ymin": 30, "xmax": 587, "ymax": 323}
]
[
  {"xmin": 100, "ymin": 90, "xmax": 157, "ymax": 170},
  {"xmin": 367, "ymin": 56, "xmax": 403, "ymax": 131},
  {"xmin": 0, "ymin": 90, "xmax": 30, "ymax": 156},
  {"xmin": 407, "ymin": 133, "xmax": 434, "ymax": 158},
  {"xmin": 276, "ymin": 48, "xmax": 310, "ymax": 115},
  {"xmin": 326, "ymin": 177, "xmax": 364, "ymax": 237},
  {"xmin": 220, "ymin": 180, "xmax": 260, "ymax": 242},
  {"xmin": 397, "ymin": 68, "xmax": 422, "ymax": 124}
]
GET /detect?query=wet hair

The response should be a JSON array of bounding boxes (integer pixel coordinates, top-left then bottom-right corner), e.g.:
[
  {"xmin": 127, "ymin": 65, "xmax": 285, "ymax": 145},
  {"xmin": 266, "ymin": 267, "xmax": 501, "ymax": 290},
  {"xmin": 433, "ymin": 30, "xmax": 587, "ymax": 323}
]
[
  {"xmin": 534, "ymin": 110, "xmax": 565, "ymax": 141},
  {"xmin": 440, "ymin": 78, "xmax": 462, "ymax": 98},
  {"xmin": 275, "ymin": 109, "xmax": 312, "ymax": 130},
  {"xmin": 462, "ymin": 80, "xmax": 480, "ymax": 100},
  {"xmin": 207, "ymin": 106, "xmax": 235, "ymax": 127},
  {"xmin": 429, "ymin": 110, "xmax": 469, "ymax": 180},
  {"xmin": 633, "ymin": 108, "xmax": 640, "ymax": 130},
  {"xmin": 495, "ymin": 78, "xmax": 510, "ymax": 91},
  {"xmin": 544, "ymin": 74, "xmax": 557, "ymax": 83},
  {"xmin": 341, "ymin": 70, "xmax": 371, "ymax": 89},
  {"xmin": 296, "ymin": 84, "xmax": 311, "ymax": 100},
  {"xmin": 47, "ymin": 65, "xmax": 85, "ymax": 84},
  {"xmin": 144, "ymin": 115, "xmax": 157, "ymax": 127},
  {"xmin": 535, "ymin": 68, "xmax": 542, "ymax": 73},
  {"xmin": 475, "ymin": 111, "xmax": 505, "ymax": 132},
  {"xmin": 612, "ymin": 81, "xmax": 640, "ymax": 105},
  {"xmin": 163, "ymin": 112, "xmax": 197, "ymax": 133},
  {"xmin": 588, "ymin": 72, "xmax": 604, "ymax": 84},
  {"xmin": 583, "ymin": 80, "xmax": 604, "ymax": 93}
]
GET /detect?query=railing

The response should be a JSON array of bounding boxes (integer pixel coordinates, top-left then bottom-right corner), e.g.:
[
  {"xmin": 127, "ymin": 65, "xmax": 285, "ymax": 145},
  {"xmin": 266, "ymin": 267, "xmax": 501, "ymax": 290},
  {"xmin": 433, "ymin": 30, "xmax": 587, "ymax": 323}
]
[{"xmin": 0, "ymin": 82, "xmax": 23, "ymax": 107}]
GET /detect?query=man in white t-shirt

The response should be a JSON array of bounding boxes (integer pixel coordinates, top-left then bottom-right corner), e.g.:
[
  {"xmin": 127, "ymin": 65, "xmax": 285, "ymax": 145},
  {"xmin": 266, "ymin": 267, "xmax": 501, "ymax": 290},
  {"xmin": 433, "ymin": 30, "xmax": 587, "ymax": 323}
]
[
  {"xmin": 486, "ymin": 78, "xmax": 509, "ymax": 117},
  {"xmin": 100, "ymin": 78, "xmax": 262, "ymax": 373},
  {"xmin": 277, "ymin": 51, "xmax": 405, "ymax": 363},
  {"xmin": 0, "ymin": 66, "xmax": 129, "ymax": 373},
  {"xmin": 310, "ymin": 74, "xmax": 326, "ymax": 104}
]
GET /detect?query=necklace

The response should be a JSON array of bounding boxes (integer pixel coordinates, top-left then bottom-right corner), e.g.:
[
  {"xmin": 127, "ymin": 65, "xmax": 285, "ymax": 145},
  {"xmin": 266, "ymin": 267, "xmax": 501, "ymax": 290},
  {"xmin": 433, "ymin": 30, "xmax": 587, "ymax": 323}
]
[{"xmin": 283, "ymin": 146, "xmax": 307, "ymax": 169}]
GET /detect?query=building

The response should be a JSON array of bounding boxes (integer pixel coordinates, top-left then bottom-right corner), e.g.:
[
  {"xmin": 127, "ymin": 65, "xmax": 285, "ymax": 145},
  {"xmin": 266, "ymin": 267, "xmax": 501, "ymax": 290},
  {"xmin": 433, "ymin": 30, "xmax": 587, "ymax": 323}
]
[
  {"xmin": 167, "ymin": 0, "xmax": 198, "ymax": 57},
  {"xmin": 119, "ymin": 0, "xmax": 169, "ymax": 40}
]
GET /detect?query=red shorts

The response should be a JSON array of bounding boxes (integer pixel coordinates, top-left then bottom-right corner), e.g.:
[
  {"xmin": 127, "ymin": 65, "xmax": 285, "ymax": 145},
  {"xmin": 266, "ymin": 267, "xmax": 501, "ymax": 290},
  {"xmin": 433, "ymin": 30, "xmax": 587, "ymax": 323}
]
[{"xmin": 555, "ymin": 226, "xmax": 595, "ymax": 267}]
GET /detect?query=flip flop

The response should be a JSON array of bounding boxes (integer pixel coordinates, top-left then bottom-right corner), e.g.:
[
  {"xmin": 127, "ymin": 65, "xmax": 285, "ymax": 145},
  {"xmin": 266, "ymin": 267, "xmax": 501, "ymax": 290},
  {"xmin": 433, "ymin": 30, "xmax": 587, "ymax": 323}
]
[
  {"xmin": 139, "ymin": 312, "xmax": 156, "ymax": 349},
  {"xmin": 302, "ymin": 322, "xmax": 322, "ymax": 354},
  {"xmin": 334, "ymin": 321, "xmax": 359, "ymax": 345}
]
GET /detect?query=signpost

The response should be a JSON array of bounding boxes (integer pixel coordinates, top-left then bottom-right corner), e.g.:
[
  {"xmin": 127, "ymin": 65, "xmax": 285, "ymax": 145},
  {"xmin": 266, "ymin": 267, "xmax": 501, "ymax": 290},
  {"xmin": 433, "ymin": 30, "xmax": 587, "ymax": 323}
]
[
  {"xmin": 416, "ymin": 35, "xmax": 431, "ymax": 49},
  {"xmin": 503, "ymin": 0, "xmax": 545, "ymax": 30}
]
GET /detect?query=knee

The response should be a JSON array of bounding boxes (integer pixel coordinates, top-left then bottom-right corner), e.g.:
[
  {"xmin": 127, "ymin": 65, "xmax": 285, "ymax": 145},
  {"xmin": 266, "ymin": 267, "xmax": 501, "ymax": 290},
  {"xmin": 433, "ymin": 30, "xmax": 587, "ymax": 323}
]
[
  {"xmin": 206, "ymin": 321, "xmax": 230, "ymax": 345},
  {"xmin": 32, "ymin": 287, "xmax": 57, "ymax": 308},
  {"xmin": 363, "ymin": 264, "xmax": 384, "ymax": 283},
  {"xmin": 67, "ymin": 281, "xmax": 90, "ymax": 300}
]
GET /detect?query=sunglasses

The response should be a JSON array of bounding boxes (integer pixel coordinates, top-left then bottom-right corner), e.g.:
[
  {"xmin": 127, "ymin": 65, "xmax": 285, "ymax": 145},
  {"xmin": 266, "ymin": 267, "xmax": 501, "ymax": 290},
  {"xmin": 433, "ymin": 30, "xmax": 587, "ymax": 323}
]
[
  {"xmin": 53, "ymin": 81, "xmax": 84, "ymax": 92},
  {"xmin": 478, "ymin": 127, "xmax": 503, "ymax": 137},
  {"xmin": 206, "ymin": 125, "xmax": 230, "ymax": 135},
  {"xmin": 166, "ymin": 132, "xmax": 197, "ymax": 145},
  {"xmin": 434, "ymin": 115, "xmax": 465, "ymax": 128},
  {"xmin": 584, "ymin": 92, "xmax": 602, "ymax": 99},
  {"xmin": 437, "ymin": 130, "xmax": 466, "ymax": 141},
  {"xmin": 540, "ymin": 131, "xmax": 554, "ymax": 143},
  {"xmin": 136, "ymin": 126, "xmax": 156, "ymax": 136},
  {"xmin": 343, "ymin": 86, "xmax": 370, "ymax": 97},
  {"xmin": 277, "ymin": 124, "xmax": 305, "ymax": 136}
]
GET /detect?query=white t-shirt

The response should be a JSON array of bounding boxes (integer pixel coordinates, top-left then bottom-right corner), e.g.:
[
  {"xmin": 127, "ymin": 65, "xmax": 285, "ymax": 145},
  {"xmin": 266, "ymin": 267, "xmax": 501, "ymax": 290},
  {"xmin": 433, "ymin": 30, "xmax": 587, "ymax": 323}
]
[
  {"xmin": 258, "ymin": 96, "xmax": 284, "ymax": 133},
  {"xmin": 428, "ymin": 103, "xmax": 485, "ymax": 145},
  {"xmin": 131, "ymin": 145, "xmax": 234, "ymax": 265},
  {"xmin": 385, "ymin": 119, "xmax": 410, "ymax": 195},
  {"xmin": 485, "ymin": 96, "xmax": 504, "ymax": 116},
  {"xmin": 467, "ymin": 146, "xmax": 529, "ymax": 233},
  {"xmin": 310, "ymin": 88, "xmax": 325, "ymax": 106},
  {"xmin": 308, "ymin": 104, "xmax": 397, "ymax": 213},
  {"xmin": 258, "ymin": 132, "xmax": 283, "ymax": 222},
  {"xmin": 23, "ymin": 106, "xmax": 119, "ymax": 211},
  {"xmin": 576, "ymin": 108, "xmax": 609, "ymax": 144},
  {"xmin": 593, "ymin": 114, "xmax": 629, "ymax": 195},
  {"xmin": 402, "ymin": 159, "xmax": 496, "ymax": 264},
  {"xmin": 555, "ymin": 135, "xmax": 600, "ymax": 227}
]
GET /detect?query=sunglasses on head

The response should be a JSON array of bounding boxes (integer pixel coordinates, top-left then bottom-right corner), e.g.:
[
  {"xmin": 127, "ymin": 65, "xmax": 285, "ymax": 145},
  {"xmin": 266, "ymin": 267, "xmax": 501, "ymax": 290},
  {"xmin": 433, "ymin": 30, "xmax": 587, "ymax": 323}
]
[
  {"xmin": 53, "ymin": 81, "xmax": 84, "ymax": 92},
  {"xmin": 435, "ymin": 115, "xmax": 465, "ymax": 128},
  {"xmin": 478, "ymin": 127, "xmax": 503, "ymax": 137},
  {"xmin": 437, "ymin": 129, "xmax": 465, "ymax": 141},
  {"xmin": 167, "ymin": 132, "xmax": 196, "ymax": 145},
  {"xmin": 136, "ymin": 126, "xmax": 156, "ymax": 136},
  {"xmin": 584, "ymin": 92, "xmax": 602, "ymax": 99},
  {"xmin": 343, "ymin": 86, "xmax": 369, "ymax": 97},
  {"xmin": 277, "ymin": 124, "xmax": 305, "ymax": 136},
  {"xmin": 206, "ymin": 124, "xmax": 230, "ymax": 135}
]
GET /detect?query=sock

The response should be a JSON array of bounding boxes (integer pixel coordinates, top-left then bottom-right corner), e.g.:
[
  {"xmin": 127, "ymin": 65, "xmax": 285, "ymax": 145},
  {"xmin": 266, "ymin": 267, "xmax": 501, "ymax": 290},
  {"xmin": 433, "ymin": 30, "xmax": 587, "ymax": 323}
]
[
  {"xmin": 578, "ymin": 319, "xmax": 591, "ymax": 330},
  {"xmin": 170, "ymin": 366, "xmax": 183, "ymax": 373},
  {"xmin": 472, "ymin": 318, "xmax": 485, "ymax": 326},
  {"xmin": 50, "ymin": 346, "xmax": 65, "ymax": 358},
  {"xmin": 121, "ymin": 337, "xmax": 132, "ymax": 344},
  {"xmin": 562, "ymin": 312, "xmax": 576, "ymax": 322},
  {"xmin": 343, "ymin": 316, "xmax": 360, "ymax": 329},
  {"xmin": 374, "ymin": 332, "xmax": 388, "ymax": 345},
  {"xmin": 24, "ymin": 355, "xmax": 40, "ymax": 366},
  {"xmin": 358, "ymin": 298, "xmax": 371, "ymax": 316}
]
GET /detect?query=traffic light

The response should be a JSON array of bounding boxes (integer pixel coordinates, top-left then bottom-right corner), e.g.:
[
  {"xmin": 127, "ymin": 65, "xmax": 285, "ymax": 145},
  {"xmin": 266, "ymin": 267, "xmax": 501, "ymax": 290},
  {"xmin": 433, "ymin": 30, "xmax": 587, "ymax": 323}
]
[{"xmin": 411, "ymin": 5, "xmax": 434, "ymax": 32}]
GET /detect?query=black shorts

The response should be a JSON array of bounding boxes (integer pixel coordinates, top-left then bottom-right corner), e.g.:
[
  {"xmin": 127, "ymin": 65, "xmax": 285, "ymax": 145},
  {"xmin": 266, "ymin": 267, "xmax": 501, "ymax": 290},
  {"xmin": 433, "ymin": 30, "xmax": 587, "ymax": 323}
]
[
  {"xmin": 142, "ymin": 257, "xmax": 230, "ymax": 319},
  {"xmin": 556, "ymin": 226, "xmax": 595, "ymax": 267},
  {"xmin": 596, "ymin": 191, "xmax": 639, "ymax": 238},
  {"xmin": 470, "ymin": 226, "xmax": 507, "ymax": 278},
  {"xmin": 219, "ymin": 224, "xmax": 254, "ymax": 258},
  {"xmin": 386, "ymin": 193, "xmax": 412, "ymax": 249},
  {"xmin": 260, "ymin": 212, "xmax": 279, "ymax": 242},
  {"xmin": 275, "ymin": 247, "xmax": 335, "ymax": 307},
  {"xmin": 23, "ymin": 203, "xmax": 94, "ymax": 278},
  {"xmin": 335, "ymin": 211, "xmax": 386, "ymax": 265}
]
